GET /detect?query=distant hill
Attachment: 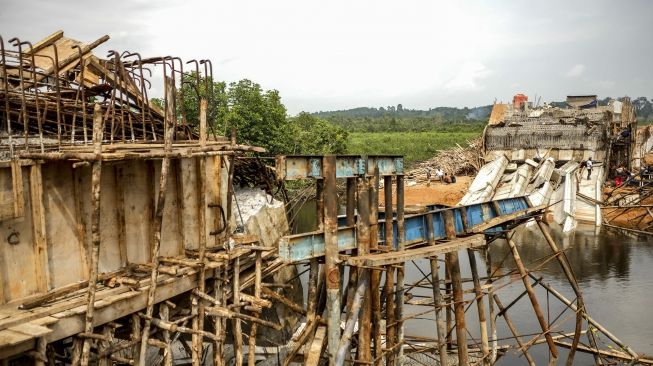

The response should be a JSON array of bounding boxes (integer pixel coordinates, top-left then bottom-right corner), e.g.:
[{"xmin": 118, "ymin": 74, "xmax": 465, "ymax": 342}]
[
  {"xmin": 313, "ymin": 97, "xmax": 653, "ymax": 133},
  {"xmin": 312, "ymin": 104, "xmax": 492, "ymax": 133},
  {"xmin": 313, "ymin": 104, "xmax": 493, "ymax": 121}
]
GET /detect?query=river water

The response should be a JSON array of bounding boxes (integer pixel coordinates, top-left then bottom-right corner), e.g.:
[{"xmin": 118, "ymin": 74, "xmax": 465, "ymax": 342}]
[{"xmin": 292, "ymin": 201, "xmax": 653, "ymax": 364}]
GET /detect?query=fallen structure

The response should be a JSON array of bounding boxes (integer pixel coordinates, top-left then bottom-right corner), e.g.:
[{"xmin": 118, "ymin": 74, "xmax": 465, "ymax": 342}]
[
  {"xmin": 0, "ymin": 31, "xmax": 646, "ymax": 366},
  {"xmin": 274, "ymin": 155, "xmax": 644, "ymax": 365},
  {"xmin": 476, "ymin": 95, "xmax": 642, "ymax": 230}
]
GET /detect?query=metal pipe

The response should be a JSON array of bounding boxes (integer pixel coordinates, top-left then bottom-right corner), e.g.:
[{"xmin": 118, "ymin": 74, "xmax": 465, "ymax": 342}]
[
  {"xmin": 72, "ymin": 45, "xmax": 88, "ymax": 144},
  {"xmin": 8, "ymin": 37, "xmax": 29, "ymax": 149},
  {"xmin": 0, "ymin": 36, "xmax": 14, "ymax": 157}
]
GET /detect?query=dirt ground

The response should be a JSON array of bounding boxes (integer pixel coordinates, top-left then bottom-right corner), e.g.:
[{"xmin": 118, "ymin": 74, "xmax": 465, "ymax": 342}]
[{"xmin": 380, "ymin": 176, "xmax": 473, "ymax": 207}]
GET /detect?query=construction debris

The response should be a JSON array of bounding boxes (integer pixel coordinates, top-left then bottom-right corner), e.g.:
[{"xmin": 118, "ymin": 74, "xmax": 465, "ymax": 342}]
[{"xmin": 408, "ymin": 137, "xmax": 484, "ymax": 180}]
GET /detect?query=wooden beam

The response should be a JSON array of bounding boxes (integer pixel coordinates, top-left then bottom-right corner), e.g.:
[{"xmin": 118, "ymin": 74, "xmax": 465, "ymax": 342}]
[
  {"xmin": 346, "ymin": 235, "xmax": 485, "ymax": 267},
  {"xmin": 27, "ymin": 31, "xmax": 64, "ymax": 55},
  {"xmin": 29, "ymin": 163, "xmax": 49, "ymax": 293},
  {"xmin": 306, "ymin": 326, "xmax": 327, "ymax": 366}
]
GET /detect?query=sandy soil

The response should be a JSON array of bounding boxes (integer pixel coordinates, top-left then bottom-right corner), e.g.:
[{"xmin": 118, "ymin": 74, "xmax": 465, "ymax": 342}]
[{"xmin": 380, "ymin": 176, "xmax": 473, "ymax": 207}]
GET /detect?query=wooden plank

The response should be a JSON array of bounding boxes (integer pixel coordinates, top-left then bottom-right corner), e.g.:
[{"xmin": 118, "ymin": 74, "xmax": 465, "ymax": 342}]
[
  {"xmin": 305, "ymin": 325, "xmax": 327, "ymax": 366},
  {"xmin": 114, "ymin": 165, "xmax": 128, "ymax": 267},
  {"xmin": 31, "ymin": 317, "xmax": 58, "ymax": 326},
  {"xmin": 0, "ymin": 329, "xmax": 32, "ymax": 346},
  {"xmin": 8, "ymin": 322, "xmax": 52, "ymax": 337},
  {"xmin": 43, "ymin": 163, "xmax": 87, "ymax": 287},
  {"xmin": 26, "ymin": 31, "xmax": 64, "ymax": 55},
  {"xmin": 72, "ymin": 167, "xmax": 90, "ymax": 276},
  {"xmin": 29, "ymin": 164, "xmax": 50, "ymax": 292},
  {"xmin": 11, "ymin": 160, "xmax": 24, "ymax": 218},
  {"xmin": 346, "ymin": 235, "xmax": 485, "ymax": 267},
  {"xmin": 469, "ymin": 206, "xmax": 544, "ymax": 233}
]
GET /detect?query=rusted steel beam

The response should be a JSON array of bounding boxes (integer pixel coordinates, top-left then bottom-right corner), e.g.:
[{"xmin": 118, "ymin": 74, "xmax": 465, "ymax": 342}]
[
  {"xmin": 384, "ymin": 175, "xmax": 396, "ymax": 366},
  {"xmin": 356, "ymin": 175, "xmax": 372, "ymax": 363},
  {"xmin": 443, "ymin": 210, "xmax": 467, "ymax": 366},
  {"xmin": 323, "ymin": 156, "xmax": 340, "ymax": 364},
  {"xmin": 395, "ymin": 175, "xmax": 405, "ymax": 364},
  {"xmin": 426, "ymin": 212, "xmax": 448, "ymax": 366},
  {"xmin": 369, "ymin": 167, "xmax": 383, "ymax": 365}
]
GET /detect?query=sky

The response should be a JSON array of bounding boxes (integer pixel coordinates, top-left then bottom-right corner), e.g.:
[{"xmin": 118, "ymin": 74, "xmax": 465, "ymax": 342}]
[{"xmin": 1, "ymin": 0, "xmax": 652, "ymax": 115}]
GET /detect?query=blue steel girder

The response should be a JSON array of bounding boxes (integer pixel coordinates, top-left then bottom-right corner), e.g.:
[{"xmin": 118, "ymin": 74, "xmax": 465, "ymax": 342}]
[
  {"xmin": 275, "ymin": 155, "xmax": 404, "ymax": 180},
  {"xmin": 278, "ymin": 196, "xmax": 542, "ymax": 262}
]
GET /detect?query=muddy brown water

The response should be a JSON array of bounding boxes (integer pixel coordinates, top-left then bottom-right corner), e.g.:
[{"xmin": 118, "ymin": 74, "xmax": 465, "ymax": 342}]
[{"xmin": 293, "ymin": 201, "xmax": 653, "ymax": 364}]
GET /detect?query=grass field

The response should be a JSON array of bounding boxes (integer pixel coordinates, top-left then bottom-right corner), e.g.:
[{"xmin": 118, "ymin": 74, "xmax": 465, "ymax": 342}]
[{"xmin": 346, "ymin": 131, "xmax": 482, "ymax": 167}]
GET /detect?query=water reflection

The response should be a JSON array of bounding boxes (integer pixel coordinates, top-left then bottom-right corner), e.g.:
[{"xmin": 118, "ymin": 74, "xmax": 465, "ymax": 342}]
[{"xmin": 491, "ymin": 223, "xmax": 653, "ymax": 286}]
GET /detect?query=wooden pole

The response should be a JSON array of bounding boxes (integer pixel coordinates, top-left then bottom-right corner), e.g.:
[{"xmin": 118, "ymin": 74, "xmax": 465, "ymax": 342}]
[
  {"xmin": 233, "ymin": 256, "xmax": 243, "ymax": 366},
  {"xmin": 323, "ymin": 155, "xmax": 340, "ymax": 365},
  {"xmin": 138, "ymin": 77, "xmax": 175, "ymax": 365},
  {"xmin": 493, "ymin": 295, "xmax": 536, "ymax": 366},
  {"xmin": 160, "ymin": 303, "xmax": 173, "ymax": 366},
  {"xmin": 535, "ymin": 220, "xmax": 592, "ymax": 366},
  {"xmin": 483, "ymin": 249, "xmax": 498, "ymax": 363},
  {"xmin": 248, "ymin": 250, "xmax": 262, "ymax": 366},
  {"xmin": 395, "ymin": 174, "xmax": 405, "ymax": 365},
  {"xmin": 506, "ymin": 235, "xmax": 558, "ymax": 361},
  {"xmin": 335, "ymin": 270, "xmax": 370, "ymax": 365},
  {"xmin": 467, "ymin": 249, "xmax": 490, "ymax": 365},
  {"xmin": 426, "ymin": 212, "xmax": 448, "ymax": 366},
  {"xmin": 383, "ymin": 175, "xmax": 396, "ymax": 366},
  {"xmin": 530, "ymin": 273, "xmax": 639, "ymax": 361},
  {"xmin": 80, "ymin": 104, "xmax": 104, "ymax": 366},
  {"xmin": 192, "ymin": 106, "xmax": 209, "ymax": 364},
  {"xmin": 356, "ymin": 175, "xmax": 372, "ymax": 363}
]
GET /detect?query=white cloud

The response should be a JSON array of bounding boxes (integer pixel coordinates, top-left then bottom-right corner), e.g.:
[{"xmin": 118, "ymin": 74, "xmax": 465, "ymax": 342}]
[
  {"xmin": 445, "ymin": 62, "xmax": 492, "ymax": 91},
  {"xmin": 565, "ymin": 64, "xmax": 585, "ymax": 78}
]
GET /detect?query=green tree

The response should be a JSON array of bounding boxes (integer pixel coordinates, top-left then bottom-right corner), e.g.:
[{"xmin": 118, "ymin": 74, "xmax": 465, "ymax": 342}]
[
  {"xmin": 284, "ymin": 113, "xmax": 348, "ymax": 154},
  {"xmin": 225, "ymin": 79, "xmax": 288, "ymax": 154},
  {"xmin": 159, "ymin": 76, "xmax": 348, "ymax": 155}
]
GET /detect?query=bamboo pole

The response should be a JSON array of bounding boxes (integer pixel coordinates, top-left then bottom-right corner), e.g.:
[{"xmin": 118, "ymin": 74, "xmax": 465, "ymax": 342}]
[
  {"xmin": 383, "ymin": 175, "xmax": 397, "ymax": 366},
  {"xmin": 426, "ymin": 212, "xmax": 448, "ymax": 366},
  {"xmin": 395, "ymin": 174, "xmax": 405, "ymax": 365},
  {"xmin": 467, "ymin": 249, "xmax": 490, "ymax": 365},
  {"xmin": 356, "ymin": 175, "xmax": 372, "ymax": 363},
  {"xmin": 80, "ymin": 104, "xmax": 104, "ymax": 366},
  {"xmin": 493, "ymin": 295, "xmax": 536, "ymax": 366},
  {"xmin": 505, "ymin": 235, "xmax": 558, "ymax": 361}
]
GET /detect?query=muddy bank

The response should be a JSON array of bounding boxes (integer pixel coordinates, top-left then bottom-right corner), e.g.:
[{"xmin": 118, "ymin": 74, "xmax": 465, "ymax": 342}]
[{"xmin": 380, "ymin": 176, "xmax": 472, "ymax": 206}]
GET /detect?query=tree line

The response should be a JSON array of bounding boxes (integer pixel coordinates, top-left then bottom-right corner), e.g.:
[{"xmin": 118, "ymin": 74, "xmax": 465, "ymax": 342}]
[{"xmin": 153, "ymin": 74, "xmax": 348, "ymax": 155}]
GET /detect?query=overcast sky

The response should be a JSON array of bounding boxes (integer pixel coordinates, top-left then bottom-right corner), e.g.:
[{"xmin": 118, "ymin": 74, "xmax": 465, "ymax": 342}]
[{"xmin": 2, "ymin": 0, "xmax": 651, "ymax": 114}]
